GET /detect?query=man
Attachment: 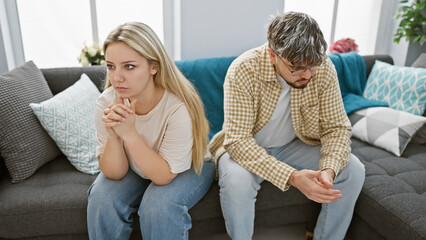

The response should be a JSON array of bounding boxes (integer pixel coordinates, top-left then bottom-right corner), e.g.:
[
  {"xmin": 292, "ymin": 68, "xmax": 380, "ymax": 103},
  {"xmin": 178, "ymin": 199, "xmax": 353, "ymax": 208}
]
[{"xmin": 208, "ymin": 12, "xmax": 365, "ymax": 240}]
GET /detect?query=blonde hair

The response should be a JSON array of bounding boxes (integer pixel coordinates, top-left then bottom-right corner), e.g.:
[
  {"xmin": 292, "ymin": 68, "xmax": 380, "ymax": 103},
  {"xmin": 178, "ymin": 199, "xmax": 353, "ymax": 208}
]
[{"xmin": 103, "ymin": 22, "xmax": 209, "ymax": 173}]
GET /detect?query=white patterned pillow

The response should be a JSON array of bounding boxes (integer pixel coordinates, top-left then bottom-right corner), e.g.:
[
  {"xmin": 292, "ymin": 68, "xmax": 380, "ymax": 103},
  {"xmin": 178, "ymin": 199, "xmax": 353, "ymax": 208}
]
[
  {"xmin": 349, "ymin": 107, "xmax": 426, "ymax": 156},
  {"xmin": 30, "ymin": 74, "xmax": 100, "ymax": 174},
  {"xmin": 363, "ymin": 60, "xmax": 426, "ymax": 116}
]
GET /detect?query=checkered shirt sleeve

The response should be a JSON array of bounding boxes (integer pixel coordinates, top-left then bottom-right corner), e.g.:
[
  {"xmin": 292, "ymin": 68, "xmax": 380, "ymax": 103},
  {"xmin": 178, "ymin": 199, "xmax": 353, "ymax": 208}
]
[{"xmin": 294, "ymin": 58, "xmax": 352, "ymax": 176}]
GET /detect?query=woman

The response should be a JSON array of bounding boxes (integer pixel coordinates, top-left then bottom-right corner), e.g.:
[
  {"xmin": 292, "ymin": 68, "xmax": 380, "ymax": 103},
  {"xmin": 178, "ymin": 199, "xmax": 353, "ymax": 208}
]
[{"xmin": 87, "ymin": 22, "xmax": 214, "ymax": 240}]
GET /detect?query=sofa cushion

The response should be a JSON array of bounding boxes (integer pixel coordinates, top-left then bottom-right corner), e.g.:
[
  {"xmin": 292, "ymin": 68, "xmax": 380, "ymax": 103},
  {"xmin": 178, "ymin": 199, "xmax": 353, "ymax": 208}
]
[
  {"xmin": 29, "ymin": 74, "xmax": 100, "ymax": 175},
  {"xmin": 363, "ymin": 60, "xmax": 426, "ymax": 116},
  {"xmin": 0, "ymin": 157, "xmax": 97, "ymax": 238},
  {"xmin": 349, "ymin": 107, "xmax": 426, "ymax": 156},
  {"xmin": 411, "ymin": 53, "xmax": 426, "ymax": 144},
  {"xmin": 411, "ymin": 53, "xmax": 426, "ymax": 68},
  {"xmin": 0, "ymin": 61, "xmax": 62, "ymax": 183},
  {"xmin": 411, "ymin": 111, "xmax": 426, "ymax": 145},
  {"xmin": 175, "ymin": 57, "xmax": 236, "ymax": 139},
  {"xmin": 351, "ymin": 139, "xmax": 426, "ymax": 240}
]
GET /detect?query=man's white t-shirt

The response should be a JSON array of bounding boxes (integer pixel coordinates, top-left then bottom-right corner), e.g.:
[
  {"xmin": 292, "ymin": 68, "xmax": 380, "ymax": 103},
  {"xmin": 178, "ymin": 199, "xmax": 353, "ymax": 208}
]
[
  {"xmin": 95, "ymin": 87, "xmax": 193, "ymax": 179},
  {"xmin": 254, "ymin": 74, "xmax": 296, "ymax": 148}
]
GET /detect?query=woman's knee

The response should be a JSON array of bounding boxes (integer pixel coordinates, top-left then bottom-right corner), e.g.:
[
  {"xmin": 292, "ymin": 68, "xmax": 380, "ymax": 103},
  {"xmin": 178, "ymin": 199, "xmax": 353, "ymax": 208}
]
[
  {"xmin": 87, "ymin": 177, "xmax": 116, "ymax": 222},
  {"xmin": 88, "ymin": 171, "xmax": 147, "ymax": 215},
  {"xmin": 87, "ymin": 174, "xmax": 113, "ymax": 207},
  {"xmin": 139, "ymin": 163, "xmax": 215, "ymax": 221},
  {"xmin": 139, "ymin": 191, "xmax": 167, "ymax": 219},
  {"xmin": 138, "ymin": 185, "xmax": 188, "ymax": 228}
]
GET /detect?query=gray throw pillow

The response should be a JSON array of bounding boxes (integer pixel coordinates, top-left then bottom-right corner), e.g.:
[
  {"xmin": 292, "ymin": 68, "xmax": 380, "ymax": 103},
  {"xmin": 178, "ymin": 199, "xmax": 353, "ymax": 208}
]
[
  {"xmin": 411, "ymin": 53, "xmax": 426, "ymax": 144},
  {"xmin": 0, "ymin": 61, "xmax": 61, "ymax": 183}
]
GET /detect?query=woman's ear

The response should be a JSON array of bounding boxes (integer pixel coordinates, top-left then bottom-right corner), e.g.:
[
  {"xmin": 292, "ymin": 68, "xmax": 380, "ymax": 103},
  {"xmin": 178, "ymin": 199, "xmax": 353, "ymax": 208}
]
[{"xmin": 150, "ymin": 63, "xmax": 159, "ymax": 75}]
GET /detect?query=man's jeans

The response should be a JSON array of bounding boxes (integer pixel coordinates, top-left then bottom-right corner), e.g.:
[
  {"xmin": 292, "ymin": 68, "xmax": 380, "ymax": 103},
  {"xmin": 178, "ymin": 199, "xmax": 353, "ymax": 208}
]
[
  {"xmin": 218, "ymin": 139, "xmax": 365, "ymax": 240},
  {"xmin": 87, "ymin": 161, "xmax": 215, "ymax": 240}
]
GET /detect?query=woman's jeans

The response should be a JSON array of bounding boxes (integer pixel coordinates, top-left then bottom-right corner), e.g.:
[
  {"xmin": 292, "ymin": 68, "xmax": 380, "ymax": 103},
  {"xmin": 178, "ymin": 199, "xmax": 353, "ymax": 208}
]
[
  {"xmin": 218, "ymin": 139, "xmax": 365, "ymax": 240},
  {"xmin": 87, "ymin": 161, "xmax": 215, "ymax": 240}
]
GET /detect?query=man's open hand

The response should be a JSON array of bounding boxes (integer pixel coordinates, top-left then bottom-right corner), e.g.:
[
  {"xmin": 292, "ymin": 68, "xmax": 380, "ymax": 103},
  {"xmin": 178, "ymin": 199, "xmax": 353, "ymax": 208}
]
[{"xmin": 289, "ymin": 169, "xmax": 342, "ymax": 203}]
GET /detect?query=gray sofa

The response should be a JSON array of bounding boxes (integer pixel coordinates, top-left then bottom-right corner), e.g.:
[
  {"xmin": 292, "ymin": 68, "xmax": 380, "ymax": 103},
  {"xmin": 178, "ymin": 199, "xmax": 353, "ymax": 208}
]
[{"xmin": 0, "ymin": 55, "xmax": 425, "ymax": 240}]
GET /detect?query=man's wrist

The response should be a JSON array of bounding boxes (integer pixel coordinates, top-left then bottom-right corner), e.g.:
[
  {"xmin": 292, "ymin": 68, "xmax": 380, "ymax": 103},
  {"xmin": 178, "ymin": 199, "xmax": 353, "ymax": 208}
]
[
  {"xmin": 322, "ymin": 168, "xmax": 336, "ymax": 180},
  {"xmin": 288, "ymin": 170, "xmax": 297, "ymax": 186}
]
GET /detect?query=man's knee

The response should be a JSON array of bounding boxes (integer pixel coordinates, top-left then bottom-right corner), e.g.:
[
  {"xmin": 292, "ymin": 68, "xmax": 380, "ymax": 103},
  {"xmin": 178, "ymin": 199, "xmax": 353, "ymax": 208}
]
[
  {"xmin": 349, "ymin": 154, "xmax": 365, "ymax": 184},
  {"xmin": 337, "ymin": 154, "xmax": 365, "ymax": 192},
  {"xmin": 218, "ymin": 153, "xmax": 262, "ymax": 198}
]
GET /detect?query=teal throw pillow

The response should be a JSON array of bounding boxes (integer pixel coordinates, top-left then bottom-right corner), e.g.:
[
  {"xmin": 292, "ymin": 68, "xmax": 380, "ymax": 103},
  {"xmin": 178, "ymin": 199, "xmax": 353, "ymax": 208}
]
[
  {"xmin": 363, "ymin": 60, "xmax": 426, "ymax": 115},
  {"xmin": 30, "ymin": 74, "xmax": 100, "ymax": 175}
]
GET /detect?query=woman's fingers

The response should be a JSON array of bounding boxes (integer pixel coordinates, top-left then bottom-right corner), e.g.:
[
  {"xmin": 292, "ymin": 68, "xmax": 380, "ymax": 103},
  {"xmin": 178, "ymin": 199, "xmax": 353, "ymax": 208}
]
[
  {"xmin": 102, "ymin": 115, "xmax": 122, "ymax": 127},
  {"xmin": 104, "ymin": 104, "xmax": 132, "ymax": 121}
]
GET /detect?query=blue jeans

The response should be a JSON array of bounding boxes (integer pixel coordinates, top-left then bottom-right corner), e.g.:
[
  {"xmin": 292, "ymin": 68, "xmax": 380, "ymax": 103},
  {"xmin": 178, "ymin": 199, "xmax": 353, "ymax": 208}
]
[
  {"xmin": 87, "ymin": 161, "xmax": 215, "ymax": 240},
  {"xmin": 218, "ymin": 139, "xmax": 365, "ymax": 240}
]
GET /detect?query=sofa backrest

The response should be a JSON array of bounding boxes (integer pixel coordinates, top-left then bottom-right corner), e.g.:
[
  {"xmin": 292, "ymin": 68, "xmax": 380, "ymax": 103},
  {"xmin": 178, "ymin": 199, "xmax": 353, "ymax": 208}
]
[
  {"xmin": 362, "ymin": 55, "xmax": 393, "ymax": 77},
  {"xmin": 0, "ymin": 53, "xmax": 396, "ymax": 181},
  {"xmin": 41, "ymin": 66, "xmax": 106, "ymax": 95},
  {"xmin": 40, "ymin": 58, "xmax": 237, "ymax": 139},
  {"xmin": 174, "ymin": 54, "xmax": 393, "ymax": 138},
  {"xmin": 39, "ymin": 54, "xmax": 393, "ymax": 140},
  {"xmin": 175, "ymin": 57, "xmax": 236, "ymax": 139}
]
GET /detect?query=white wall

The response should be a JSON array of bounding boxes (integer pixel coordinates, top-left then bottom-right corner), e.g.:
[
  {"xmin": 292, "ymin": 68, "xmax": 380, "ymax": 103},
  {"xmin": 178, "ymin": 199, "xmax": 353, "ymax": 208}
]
[
  {"xmin": 179, "ymin": 0, "xmax": 283, "ymax": 60},
  {"xmin": 0, "ymin": 0, "xmax": 413, "ymax": 72},
  {"xmin": 0, "ymin": 24, "xmax": 8, "ymax": 73},
  {"xmin": 376, "ymin": 0, "xmax": 409, "ymax": 66}
]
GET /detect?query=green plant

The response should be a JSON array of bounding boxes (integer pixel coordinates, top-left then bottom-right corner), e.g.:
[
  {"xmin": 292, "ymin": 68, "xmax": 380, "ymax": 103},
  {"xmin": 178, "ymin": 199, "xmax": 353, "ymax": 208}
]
[{"xmin": 393, "ymin": 0, "xmax": 426, "ymax": 45}]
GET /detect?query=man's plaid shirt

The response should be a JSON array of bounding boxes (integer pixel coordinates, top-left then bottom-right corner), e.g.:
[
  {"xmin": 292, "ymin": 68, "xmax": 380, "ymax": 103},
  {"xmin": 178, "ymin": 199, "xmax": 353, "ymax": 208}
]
[{"xmin": 208, "ymin": 44, "xmax": 352, "ymax": 191}]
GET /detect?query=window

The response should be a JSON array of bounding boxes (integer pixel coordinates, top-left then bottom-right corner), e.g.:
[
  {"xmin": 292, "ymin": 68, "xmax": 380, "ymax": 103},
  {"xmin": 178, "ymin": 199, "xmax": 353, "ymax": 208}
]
[
  {"xmin": 285, "ymin": 0, "xmax": 335, "ymax": 46},
  {"xmin": 96, "ymin": 0, "xmax": 163, "ymax": 45},
  {"xmin": 17, "ymin": 0, "xmax": 92, "ymax": 68},
  {"xmin": 334, "ymin": 0, "xmax": 382, "ymax": 54},
  {"xmin": 16, "ymin": 0, "xmax": 163, "ymax": 68},
  {"xmin": 284, "ymin": 0, "xmax": 382, "ymax": 55}
]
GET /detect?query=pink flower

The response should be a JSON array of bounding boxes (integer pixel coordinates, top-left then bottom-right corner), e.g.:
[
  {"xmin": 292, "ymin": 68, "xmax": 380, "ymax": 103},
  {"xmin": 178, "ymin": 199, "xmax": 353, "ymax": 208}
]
[{"xmin": 329, "ymin": 38, "xmax": 358, "ymax": 53}]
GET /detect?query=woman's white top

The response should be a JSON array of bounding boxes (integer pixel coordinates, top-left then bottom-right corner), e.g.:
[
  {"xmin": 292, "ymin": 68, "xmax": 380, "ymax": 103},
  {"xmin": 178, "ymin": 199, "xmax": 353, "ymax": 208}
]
[{"xmin": 95, "ymin": 87, "xmax": 193, "ymax": 179}]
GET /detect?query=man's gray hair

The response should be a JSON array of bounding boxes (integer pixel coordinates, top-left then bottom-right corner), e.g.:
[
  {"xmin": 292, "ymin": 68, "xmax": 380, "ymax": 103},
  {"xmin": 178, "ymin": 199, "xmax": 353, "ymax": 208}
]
[{"xmin": 267, "ymin": 12, "xmax": 327, "ymax": 68}]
